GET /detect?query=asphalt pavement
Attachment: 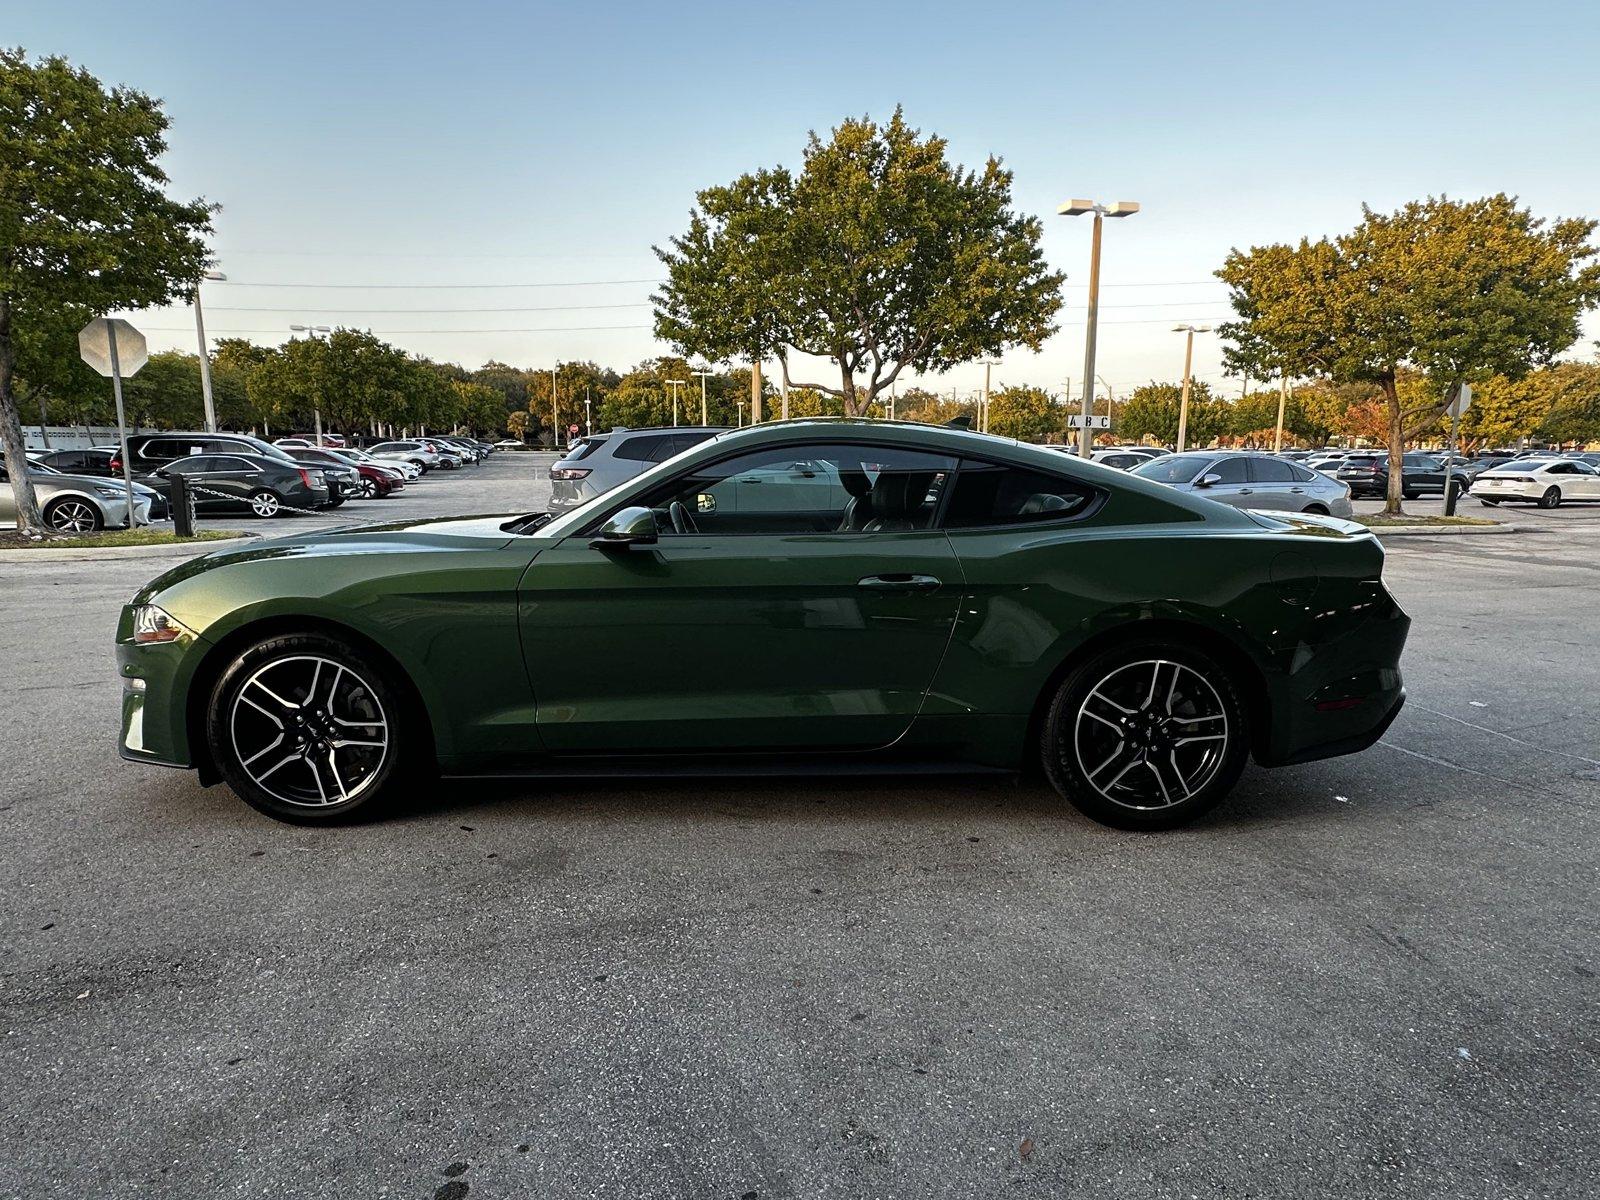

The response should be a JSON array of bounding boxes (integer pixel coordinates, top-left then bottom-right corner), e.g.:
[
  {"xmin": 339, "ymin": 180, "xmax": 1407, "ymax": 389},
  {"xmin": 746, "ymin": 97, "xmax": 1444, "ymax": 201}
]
[{"xmin": 2, "ymin": 452, "xmax": 1598, "ymax": 1199}]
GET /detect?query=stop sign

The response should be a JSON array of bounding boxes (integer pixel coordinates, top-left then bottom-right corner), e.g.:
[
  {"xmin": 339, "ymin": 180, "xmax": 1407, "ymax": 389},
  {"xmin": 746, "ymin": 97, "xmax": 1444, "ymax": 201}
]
[{"xmin": 78, "ymin": 318, "xmax": 148, "ymax": 378}]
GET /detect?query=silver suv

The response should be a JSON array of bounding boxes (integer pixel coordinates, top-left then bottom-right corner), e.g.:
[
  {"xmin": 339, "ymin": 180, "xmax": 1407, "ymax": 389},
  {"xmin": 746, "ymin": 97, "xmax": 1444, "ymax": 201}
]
[{"xmin": 549, "ymin": 427, "xmax": 728, "ymax": 512}]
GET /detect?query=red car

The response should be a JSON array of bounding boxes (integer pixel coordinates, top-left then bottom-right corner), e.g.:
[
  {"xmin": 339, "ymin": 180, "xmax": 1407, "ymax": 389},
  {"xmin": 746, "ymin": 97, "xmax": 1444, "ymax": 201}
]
[{"xmin": 288, "ymin": 447, "xmax": 403, "ymax": 499}]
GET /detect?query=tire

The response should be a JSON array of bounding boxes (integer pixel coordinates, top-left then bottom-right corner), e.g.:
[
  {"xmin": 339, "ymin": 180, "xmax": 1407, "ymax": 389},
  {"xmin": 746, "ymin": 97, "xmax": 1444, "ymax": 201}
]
[
  {"xmin": 43, "ymin": 497, "xmax": 104, "ymax": 534},
  {"xmin": 1479, "ymin": 498, "xmax": 1500, "ymax": 507},
  {"xmin": 357, "ymin": 477, "xmax": 379, "ymax": 499},
  {"xmin": 205, "ymin": 632, "xmax": 418, "ymax": 824},
  {"xmin": 1402, "ymin": 488, "xmax": 1418, "ymax": 501},
  {"xmin": 326, "ymin": 494, "xmax": 345, "ymax": 509},
  {"xmin": 249, "ymin": 490, "xmax": 282, "ymax": 518},
  {"xmin": 1041, "ymin": 640, "xmax": 1250, "ymax": 830},
  {"xmin": 1537, "ymin": 486, "xmax": 1561, "ymax": 509}
]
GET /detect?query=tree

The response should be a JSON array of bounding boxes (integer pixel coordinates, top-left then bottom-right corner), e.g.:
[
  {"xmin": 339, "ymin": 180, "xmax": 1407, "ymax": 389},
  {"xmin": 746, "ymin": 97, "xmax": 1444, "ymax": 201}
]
[
  {"xmin": 1217, "ymin": 195, "xmax": 1600, "ymax": 512},
  {"xmin": 0, "ymin": 50, "xmax": 213, "ymax": 532},
  {"xmin": 506, "ymin": 410, "xmax": 531, "ymax": 444},
  {"xmin": 124, "ymin": 350, "xmax": 204, "ymax": 428},
  {"xmin": 1537, "ymin": 361, "xmax": 1600, "ymax": 446},
  {"xmin": 654, "ymin": 108, "xmax": 1064, "ymax": 417},
  {"xmin": 452, "ymin": 380, "xmax": 506, "ymax": 438},
  {"xmin": 1117, "ymin": 382, "xmax": 1223, "ymax": 447},
  {"xmin": 986, "ymin": 385, "xmax": 1060, "ymax": 442},
  {"xmin": 891, "ymin": 387, "xmax": 974, "ymax": 427}
]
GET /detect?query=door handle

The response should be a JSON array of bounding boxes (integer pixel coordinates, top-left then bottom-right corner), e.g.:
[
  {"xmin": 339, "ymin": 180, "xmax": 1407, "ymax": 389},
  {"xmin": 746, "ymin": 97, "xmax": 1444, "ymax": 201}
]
[
  {"xmin": 1290, "ymin": 487, "xmax": 1305, "ymax": 493},
  {"xmin": 858, "ymin": 573, "xmax": 942, "ymax": 593},
  {"xmin": 1238, "ymin": 488, "xmax": 1254, "ymax": 494}
]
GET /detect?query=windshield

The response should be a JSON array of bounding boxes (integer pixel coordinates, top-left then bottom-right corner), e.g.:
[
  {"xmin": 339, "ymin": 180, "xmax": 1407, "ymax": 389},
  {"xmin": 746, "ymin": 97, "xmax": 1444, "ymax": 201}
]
[
  {"xmin": 524, "ymin": 432, "xmax": 737, "ymax": 536},
  {"xmin": 1130, "ymin": 454, "xmax": 1211, "ymax": 484}
]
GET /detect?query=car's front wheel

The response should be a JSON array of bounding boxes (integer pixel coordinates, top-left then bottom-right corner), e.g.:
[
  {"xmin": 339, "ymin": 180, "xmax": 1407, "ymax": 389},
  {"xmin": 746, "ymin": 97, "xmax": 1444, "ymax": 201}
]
[
  {"xmin": 1041, "ymin": 641, "xmax": 1250, "ymax": 830},
  {"xmin": 357, "ymin": 477, "xmax": 379, "ymax": 499},
  {"xmin": 44, "ymin": 497, "xmax": 104, "ymax": 533},
  {"xmin": 206, "ymin": 633, "xmax": 416, "ymax": 823}
]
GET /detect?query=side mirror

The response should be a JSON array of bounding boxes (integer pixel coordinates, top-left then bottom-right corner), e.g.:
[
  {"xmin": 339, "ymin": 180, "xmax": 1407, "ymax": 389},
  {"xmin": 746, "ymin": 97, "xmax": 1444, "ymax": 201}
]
[
  {"xmin": 1196, "ymin": 473, "xmax": 1223, "ymax": 488},
  {"xmin": 589, "ymin": 505, "xmax": 658, "ymax": 550},
  {"xmin": 695, "ymin": 492, "xmax": 717, "ymax": 513}
]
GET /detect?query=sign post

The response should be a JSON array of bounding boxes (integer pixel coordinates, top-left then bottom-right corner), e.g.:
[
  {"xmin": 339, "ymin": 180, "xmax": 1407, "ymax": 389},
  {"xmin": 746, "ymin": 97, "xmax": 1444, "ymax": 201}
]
[
  {"xmin": 1442, "ymin": 383, "xmax": 1473, "ymax": 516},
  {"xmin": 78, "ymin": 318, "xmax": 148, "ymax": 527}
]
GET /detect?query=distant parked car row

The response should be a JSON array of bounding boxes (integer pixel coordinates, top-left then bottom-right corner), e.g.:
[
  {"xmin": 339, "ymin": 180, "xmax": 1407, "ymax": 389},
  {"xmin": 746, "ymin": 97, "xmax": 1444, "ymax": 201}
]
[{"xmin": 17, "ymin": 430, "xmax": 499, "ymax": 526}]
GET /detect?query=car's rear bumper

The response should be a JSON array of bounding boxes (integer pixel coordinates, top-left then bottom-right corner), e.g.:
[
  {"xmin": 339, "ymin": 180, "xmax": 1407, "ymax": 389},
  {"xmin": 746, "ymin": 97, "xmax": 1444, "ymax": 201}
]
[{"xmin": 1256, "ymin": 582, "xmax": 1411, "ymax": 768}]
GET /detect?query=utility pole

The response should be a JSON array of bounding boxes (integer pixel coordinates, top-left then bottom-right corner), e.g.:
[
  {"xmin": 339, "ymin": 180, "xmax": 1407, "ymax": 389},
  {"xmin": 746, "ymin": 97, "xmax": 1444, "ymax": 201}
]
[
  {"xmin": 1274, "ymin": 374, "xmax": 1289, "ymax": 453},
  {"xmin": 550, "ymin": 367, "xmax": 559, "ymax": 447},
  {"xmin": 750, "ymin": 358, "xmax": 762, "ymax": 424},
  {"xmin": 1172, "ymin": 325, "xmax": 1211, "ymax": 452},
  {"xmin": 1059, "ymin": 199, "xmax": 1139, "ymax": 457},
  {"xmin": 195, "ymin": 270, "xmax": 226, "ymax": 432}
]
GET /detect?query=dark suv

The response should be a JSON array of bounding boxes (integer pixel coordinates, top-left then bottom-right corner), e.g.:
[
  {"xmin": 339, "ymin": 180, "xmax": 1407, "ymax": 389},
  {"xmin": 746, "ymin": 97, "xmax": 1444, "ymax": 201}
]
[
  {"xmin": 549, "ymin": 426, "xmax": 729, "ymax": 512},
  {"xmin": 1336, "ymin": 451, "xmax": 1464, "ymax": 499},
  {"xmin": 115, "ymin": 432, "xmax": 299, "ymax": 477}
]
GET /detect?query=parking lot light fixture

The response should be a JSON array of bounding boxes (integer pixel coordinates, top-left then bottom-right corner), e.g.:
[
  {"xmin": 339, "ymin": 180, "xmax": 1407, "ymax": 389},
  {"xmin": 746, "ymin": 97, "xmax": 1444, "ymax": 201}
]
[
  {"xmin": 665, "ymin": 379, "xmax": 687, "ymax": 427},
  {"xmin": 691, "ymin": 368, "xmax": 715, "ymax": 425},
  {"xmin": 1059, "ymin": 199, "xmax": 1139, "ymax": 457},
  {"xmin": 1172, "ymin": 324, "xmax": 1212, "ymax": 453}
]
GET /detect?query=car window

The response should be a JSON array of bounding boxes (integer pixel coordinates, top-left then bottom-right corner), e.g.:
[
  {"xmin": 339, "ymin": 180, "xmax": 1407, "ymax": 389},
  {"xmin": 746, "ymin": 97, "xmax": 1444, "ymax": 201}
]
[
  {"xmin": 47, "ymin": 451, "xmax": 85, "ymax": 470},
  {"xmin": 613, "ymin": 434, "xmax": 678, "ymax": 463},
  {"xmin": 1130, "ymin": 454, "xmax": 1212, "ymax": 484},
  {"xmin": 639, "ymin": 442, "xmax": 955, "ymax": 535},
  {"xmin": 1288, "ymin": 463, "xmax": 1319, "ymax": 482},
  {"xmin": 211, "ymin": 456, "xmax": 253, "ymax": 471},
  {"xmin": 944, "ymin": 461, "xmax": 1096, "ymax": 527},
  {"xmin": 1247, "ymin": 457, "xmax": 1297, "ymax": 483},
  {"xmin": 1545, "ymin": 462, "xmax": 1574, "ymax": 474},
  {"xmin": 1573, "ymin": 461, "xmax": 1599, "ymax": 475},
  {"xmin": 1204, "ymin": 458, "xmax": 1249, "ymax": 484}
]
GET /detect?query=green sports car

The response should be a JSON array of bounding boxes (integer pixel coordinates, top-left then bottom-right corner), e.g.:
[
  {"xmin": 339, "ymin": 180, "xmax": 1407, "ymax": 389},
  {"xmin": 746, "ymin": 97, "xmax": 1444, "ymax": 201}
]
[{"xmin": 117, "ymin": 419, "xmax": 1409, "ymax": 829}]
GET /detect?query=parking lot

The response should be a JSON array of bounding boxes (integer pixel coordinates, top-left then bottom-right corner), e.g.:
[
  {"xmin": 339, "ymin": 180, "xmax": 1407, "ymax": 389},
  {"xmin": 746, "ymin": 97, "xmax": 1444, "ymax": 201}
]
[{"xmin": 3, "ymin": 451, "xmax": 1598, "ymax": 1199}]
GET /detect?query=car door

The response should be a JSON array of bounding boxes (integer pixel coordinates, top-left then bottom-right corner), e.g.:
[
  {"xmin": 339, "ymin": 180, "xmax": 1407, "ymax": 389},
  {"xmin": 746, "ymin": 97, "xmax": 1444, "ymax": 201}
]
[
  {"xmin": 1195, "ymin": 456, "xmax": 1252, "ymax": 506},
  {"xmin": 1571, "ymin": 461, "xmax": 1600, "ymax": 498},
  {"xmin": 1242, "ymin": 456, "xmax": 1301, "ymax": 510},
  {"xmin": 518, "ymin": 440, "xmax": 963, "ymax": 754}
]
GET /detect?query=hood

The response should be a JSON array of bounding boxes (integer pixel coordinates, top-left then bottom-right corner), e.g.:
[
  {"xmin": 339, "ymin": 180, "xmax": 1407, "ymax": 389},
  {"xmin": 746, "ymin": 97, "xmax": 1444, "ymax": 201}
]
[{"xmin": 1242, "ymin": 509, "xmax": 1371, "ymax": 540}]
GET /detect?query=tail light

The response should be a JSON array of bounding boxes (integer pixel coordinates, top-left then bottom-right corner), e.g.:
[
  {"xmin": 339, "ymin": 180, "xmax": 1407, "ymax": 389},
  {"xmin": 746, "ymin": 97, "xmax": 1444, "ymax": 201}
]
[
  {"xmin": 296, "ymin": 467, "xmax": 314, "ymax": 489},
  {"xmin": 551, "ymin": 467, "xmax": 591, "ymax": 480},
  {"xmin": 109, "ymin": 455, "xmax": 122, "ymax": 471}
]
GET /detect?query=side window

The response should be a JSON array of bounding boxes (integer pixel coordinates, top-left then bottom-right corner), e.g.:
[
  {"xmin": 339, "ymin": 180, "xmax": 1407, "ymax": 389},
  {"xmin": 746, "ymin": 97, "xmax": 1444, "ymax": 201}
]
[
  {"xmin": 1206, "ymin": 458, "xmax": 1250, "ymax": 485},
  {"xmin": 943, "ymin": 460, "xmax": 1097, "ymax": 528},
  {"xmin": 614, "ymin": 434, "xmax": 675, "ymax": 463},
  {"xmin": 1247, "ymin": 458, "xmax": 1297, "ymax": 483},
  {"xmin": 170, "ymin": 457, "xmax": 215, "ymax": 473},
  {"xmin": 1546, "ymin": 462, "xmax": 1573, "ymax": 474},
  {"xmin": 1289, "ymin": 463, "xmax": 1319, "ymax": 483},
  {"xmin": 637, "ymin": 442, "xmax": 955, "ymax": 535}
]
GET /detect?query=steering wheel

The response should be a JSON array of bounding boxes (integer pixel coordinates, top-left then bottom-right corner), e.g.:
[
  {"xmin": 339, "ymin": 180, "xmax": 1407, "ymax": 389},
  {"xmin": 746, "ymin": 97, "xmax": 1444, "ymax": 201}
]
[{"xmin": 668, "ymin": 500, "xmax": 698, "ymax": 534}]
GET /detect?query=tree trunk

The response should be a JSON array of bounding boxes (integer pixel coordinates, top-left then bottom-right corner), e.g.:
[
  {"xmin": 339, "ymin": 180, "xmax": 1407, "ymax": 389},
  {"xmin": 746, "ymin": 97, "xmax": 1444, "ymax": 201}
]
[
  {"xmin": 1382, "ymin": 373, "xmax": 1405, "ymax": 516},
  {"xmin": 0, "ymin": 297, "xmax": 46, "ymax": 534}
]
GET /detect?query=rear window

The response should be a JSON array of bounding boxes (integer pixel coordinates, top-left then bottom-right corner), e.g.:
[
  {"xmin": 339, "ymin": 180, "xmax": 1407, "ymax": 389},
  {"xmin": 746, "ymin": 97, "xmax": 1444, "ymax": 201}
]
[
  {"xmin": 613, "ymin": 434, "xmax": 678, "ymax": 462},
  {"xmin": 566, "ymin": 436, "xmax": 610, "ymax": 462},
  {"xmin": 141, "ymin": 437, "xmax": 209, "ymax": 461}
]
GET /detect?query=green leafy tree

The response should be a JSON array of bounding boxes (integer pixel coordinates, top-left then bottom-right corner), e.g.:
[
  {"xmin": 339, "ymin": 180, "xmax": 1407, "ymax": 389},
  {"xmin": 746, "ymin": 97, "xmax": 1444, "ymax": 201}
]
[
  {"xmin": 124, "ymin": 350, "xmax": 203, "ymax": 428},
  {"xmin": 451, "ymin": 380, "xmax": 506, "ymax": 437},
  {"xmin": 655, "ymin": 108, "xmax": 1064, "ymax": 417},
  {"xmin": 1537, "ymin": 361, "xmax": 1600, "ymax": 445},
  {"xmin": 986, "ymin": 385, "xmax": 1060, "ymax": 442},
  {"xmin": 1117, "ymin": 382, "xmax": 1223, "ymax": 447},
  {"xmin": 0, "ymin": 50, "xmax": 213, "ymax": 531},
  {"xmin": 1217, "ymin": 195, "xmax": 1600, "ymax": 512},
  {"xmin": 890, "ymin": 386, "xmax": 972, "ymax": 427}
]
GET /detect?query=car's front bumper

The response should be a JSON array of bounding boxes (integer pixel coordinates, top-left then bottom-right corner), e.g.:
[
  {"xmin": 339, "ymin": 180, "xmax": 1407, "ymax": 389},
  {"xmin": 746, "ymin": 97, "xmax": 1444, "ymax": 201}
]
[{"xmin": 116, "ymin": 620, "xmax": 207, "ymax": 771}]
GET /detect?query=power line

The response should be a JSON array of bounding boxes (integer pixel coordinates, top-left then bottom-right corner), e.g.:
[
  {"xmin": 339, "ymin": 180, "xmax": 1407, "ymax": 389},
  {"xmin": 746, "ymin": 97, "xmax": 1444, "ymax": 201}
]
[
  {"xmin": 205, "ymin": 302, "xmax": 652, "ymax": 314},
  {"xmin": 213, "ymin": 277, "xmax": 665, "ymax": 290}
]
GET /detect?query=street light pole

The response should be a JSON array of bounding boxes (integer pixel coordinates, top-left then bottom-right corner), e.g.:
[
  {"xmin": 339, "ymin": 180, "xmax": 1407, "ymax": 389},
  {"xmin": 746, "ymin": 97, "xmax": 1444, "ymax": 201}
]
[
  {"xmin": 691, "ymin": 368, "xmax": 714, "ymax": 425},
  {"xmin": 665, "ymin": 380, "xmax": 686, "ymax": 427},
  {"xmin": 195, "ymin": 269, "xmax": 226, "ymax": 432},
  {"xmin": 977, "ymin": 359, "xmax": 999, "ymax": 433},
  {"xmin": 1059, "ymin": 199, "xmax": 1139, "ymax": 457},
  {"xmin": 289, "ymin": 324, "xmax": 332, "ymax": 443},
  {"xmin": 1172, "ymin": 324, "xmax": 1211, "ymax": 452},
  {"xmin": 1274, "ymin": 374, "xmax": 1289, "ymax": 453},
  {"xmin": 550, "ymin": 367, "xmax": 559, "ymax": 448}
]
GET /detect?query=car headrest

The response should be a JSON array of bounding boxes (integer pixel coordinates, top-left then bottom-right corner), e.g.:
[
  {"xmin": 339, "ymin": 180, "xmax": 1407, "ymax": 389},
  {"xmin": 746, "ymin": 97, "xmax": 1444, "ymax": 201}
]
[{"xmin": 1019, "ymin": 492, "xmax": 1070, "ymax": 515}]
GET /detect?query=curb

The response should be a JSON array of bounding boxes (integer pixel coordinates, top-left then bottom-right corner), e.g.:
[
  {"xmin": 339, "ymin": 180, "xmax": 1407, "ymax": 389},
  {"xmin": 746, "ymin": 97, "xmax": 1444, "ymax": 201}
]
[
  {"xmin": 0, "ymin": 533, "xmax": 259, "ymax": 563},
  {"xmin": 1364, "ymin": 523, "xmax": 1516, "ymax": 538}
]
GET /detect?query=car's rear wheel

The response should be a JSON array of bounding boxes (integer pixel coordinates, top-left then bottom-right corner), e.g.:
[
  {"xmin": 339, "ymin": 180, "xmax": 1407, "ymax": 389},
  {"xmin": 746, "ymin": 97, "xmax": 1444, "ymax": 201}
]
[
  {"xmin": 1302, "ymin": 503, "xmax": 1329, "ymax": 515},
  {"xmin": 206, "ymin": 633, "xmax": 416, "ymax": 823},
  {"xmin": 1479, "ymin": 497, "xmax": 1500, "ymax": 506},
  {"xmin": 249, "ymin": 490, "xmax": 282, "ymax": 518},
  {"xmin": 1538, "ymin": 486, "xmax": 1562, "ymax": 509},
  {"xmin": 1041, "ymin": 641, "xmax": 1250, "ymax": 830},
  {"xmin": 43, "ymin": 497, "xmax": 103, "ymax": 534}
]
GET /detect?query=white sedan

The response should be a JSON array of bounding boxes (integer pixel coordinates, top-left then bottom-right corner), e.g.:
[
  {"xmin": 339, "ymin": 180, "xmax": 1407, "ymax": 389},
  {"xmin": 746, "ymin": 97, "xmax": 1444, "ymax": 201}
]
[{"xmin": 1471, "ymin": 458, "xmax": 1600, "ymax": 508}]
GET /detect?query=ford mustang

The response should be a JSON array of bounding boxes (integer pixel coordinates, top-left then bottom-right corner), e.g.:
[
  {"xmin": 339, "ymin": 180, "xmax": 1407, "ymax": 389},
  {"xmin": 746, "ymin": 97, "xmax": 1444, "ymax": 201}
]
[{"xmin": 117, "ymin": 420, "xmax": 1409, "ymax": 829}]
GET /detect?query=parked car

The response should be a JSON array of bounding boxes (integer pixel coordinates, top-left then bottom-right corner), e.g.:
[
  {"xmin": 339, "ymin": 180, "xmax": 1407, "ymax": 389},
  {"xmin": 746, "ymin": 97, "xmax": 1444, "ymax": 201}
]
[
  {"xmin": 548, "ymin": 426, "xmax": 729, "ymax": 512},
  {"xmin": 1470, "ymin": 457, "xmax": 1600, "ymax": 508},
  {"xmin": 1130, "ymin": 451, "xmax": 1353, "ymax": 516},
  {"xmin": 1335, "ymin": 451, "xmax": 1465, "ymax": 500},
  {"xmin": 33, "ymin": 446, "xmax": 120, "ymax": 476},
  {"xmin": 493, "ymin": 439, "xmax": 526, "ymax": 450},
  {"xmin": 1306, "ymin": 452, "xmax": 1347, "ymax": 474},
  {"xmin": 115, "ymin": 432, "xmax": 302, "ymax": 478},
  {"xmin": 1089, "ymin": 449, "xmax": 1150, "ymax": 471},
  {"xmin": 306, "ymin": 451, "xmax": 402, "ymax": 498},
  {"xmin": 281, "ymin": 448, "xmax": 366, "ymax": 502},
  {"xmin": 157, "ymin": 453, "xmax": 329, "ymax": 517},
  {"xmin": 433, "ymin": 436, "xmax": 482, "ymax": 464},
  {"xmin": 368, "ymin": 440, "xmax": 444, "ymax": 473},
  {"xmin": 0, "ymin": 457, "xmax": 155, "ymax": 532},
  {"xmin": 117, "ymin": 420, "xmax": 1408, "ymax": 830},
  {"xmin": 275, "ymin": 434, "xmax": 346, "ymax": 449},
  {"xmin": 334, "ymin": 447, "xmax": 418, "ymax": 481}
]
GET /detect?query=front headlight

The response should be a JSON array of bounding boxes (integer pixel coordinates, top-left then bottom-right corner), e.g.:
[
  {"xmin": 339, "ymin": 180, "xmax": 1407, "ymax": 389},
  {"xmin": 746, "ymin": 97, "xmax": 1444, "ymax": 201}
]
[
  {"xmin": 94, "ymin": 484, "xmax": 124, "ymax": 497},
  {"xmin": 131, "ymin": 605, "xmax": 193, "ymax": 644}
]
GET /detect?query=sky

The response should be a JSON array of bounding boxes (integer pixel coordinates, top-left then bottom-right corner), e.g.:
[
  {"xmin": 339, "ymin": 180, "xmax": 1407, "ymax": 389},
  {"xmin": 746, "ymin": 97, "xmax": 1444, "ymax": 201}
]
[{"xmin": 7, "ymin": 0, "xmax": 1600, "ymax": 404}]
